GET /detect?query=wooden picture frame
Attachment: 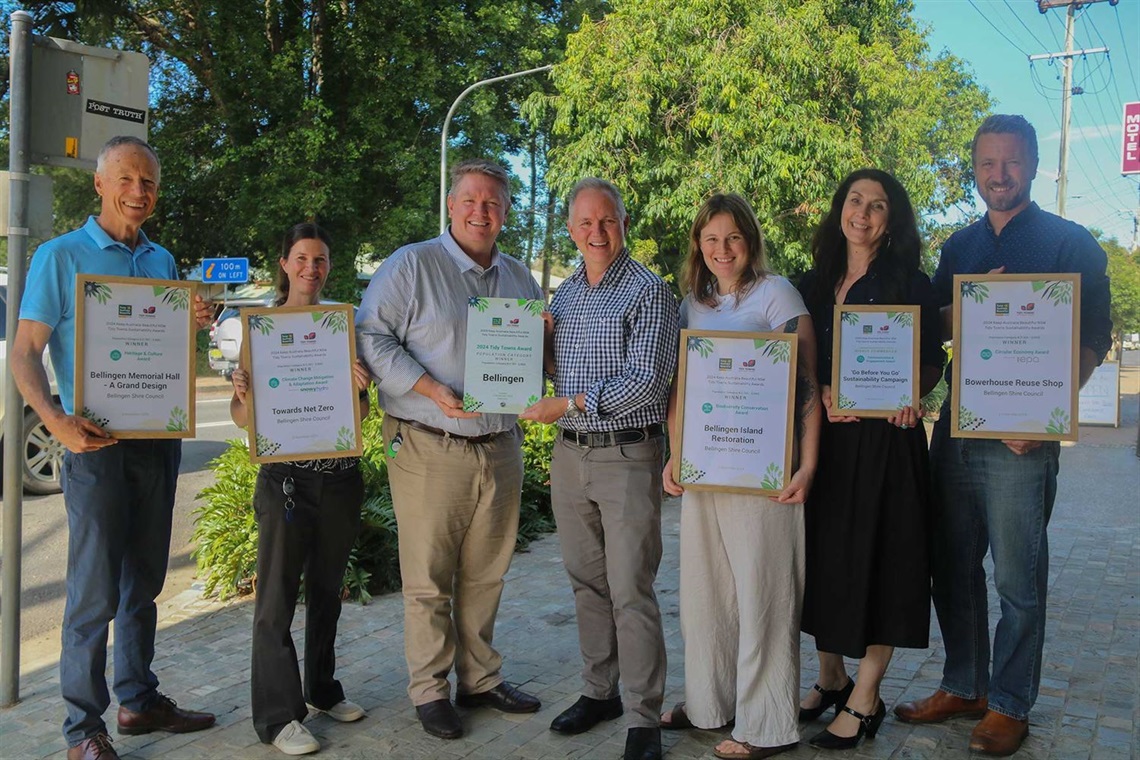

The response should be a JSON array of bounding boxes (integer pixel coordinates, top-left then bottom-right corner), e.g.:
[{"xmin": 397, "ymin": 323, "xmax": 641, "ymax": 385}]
[
  {"xmin": 830, "ymin": 304, "xmax": 920, "ymax": 418},
  {"xmin": 673, "ymin": 329, "xmax": 797, "ymax": 496},
  {"xmin": 951, "ymin": 273, "xmax": 1080, "ymax": 441},
  {"xmin": 74, "ymin": 274, "xmax": 196, "ymax": 438},
  {"xmin": 240, "ymin": 304, "xmax": 363, "ymax": 463}
]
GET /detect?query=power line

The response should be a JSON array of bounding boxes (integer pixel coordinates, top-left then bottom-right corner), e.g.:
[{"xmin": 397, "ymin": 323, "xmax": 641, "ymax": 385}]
[
  {"xmin": 1030, "ymin": 59, "xmax": 1066, "ymax": 99},
  {"xmin": 1044, "ymin": 5, "xmax": 1066, "ymax": 49},
  {"xmin": 1112, "ymin": 4, "xmax": 1139, "ymax": 94},
  {"xmin": 1070, "ymin": 104, "xmax": 1126, "ymax": 207},
  {"xmin": 1002, "ymin": 0, "xmax": 1053, "ymax": 51},
  {"xmin": 1083, "ymin": 11, "xmax": 1127, "ymax": 106},
  {"xmin": 967, "ymin": 0, "xmax": 1032, "ymax": 57}
]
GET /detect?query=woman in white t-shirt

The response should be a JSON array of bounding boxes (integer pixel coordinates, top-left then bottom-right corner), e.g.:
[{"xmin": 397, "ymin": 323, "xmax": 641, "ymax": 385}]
[{"xmin": 660, "ymin": 193, "xmax": 821, "ymax": 760}]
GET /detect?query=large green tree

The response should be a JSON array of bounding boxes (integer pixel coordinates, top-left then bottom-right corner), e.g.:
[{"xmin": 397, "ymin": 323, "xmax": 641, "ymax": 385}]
[
  {"xmin": 531, "ymin": 0, "xmax": 991, "ymax": 278},
  {"xmin": 1094, "ymin": 231, "xmax": 1140, "ymax": 339},
  {"xmin": 17, "ymin": 1, "xmax": 602, "ymax": 297}
]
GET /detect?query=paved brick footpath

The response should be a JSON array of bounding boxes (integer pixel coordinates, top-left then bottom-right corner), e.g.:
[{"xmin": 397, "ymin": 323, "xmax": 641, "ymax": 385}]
[{"xmin": 3, "ymin": 431, "xmax": 1137, "ymax": 759}]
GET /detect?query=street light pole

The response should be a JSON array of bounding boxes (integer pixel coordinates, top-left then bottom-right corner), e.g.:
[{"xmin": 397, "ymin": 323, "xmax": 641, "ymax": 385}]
[{"xmin": 439, "ymin": 64, "xmax": 553, "ymax": 235}]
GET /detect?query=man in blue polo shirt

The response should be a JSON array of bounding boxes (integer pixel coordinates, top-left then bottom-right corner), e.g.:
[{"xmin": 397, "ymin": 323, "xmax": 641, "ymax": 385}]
[
  {"xmin": 894, "ymin": 115, "xmax": 1112, "ymax": 756},
  {"xmin": 10, "ymin": 136, "xmax": 216, "ymax": 760}
]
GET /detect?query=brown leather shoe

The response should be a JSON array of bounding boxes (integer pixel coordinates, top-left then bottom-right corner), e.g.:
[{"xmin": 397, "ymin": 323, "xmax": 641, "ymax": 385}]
[
  {"xmin": 893, "ymin": 689, "xmax": 988, "ymax": 724},
  {"xmin": 969, "ymin": 710, "xmax": 1029, "ymax": 756},
  {"xmin": 67, "ymin": 733, "xmax": 120, "ymax": 760},
  {"xmin": 117, "ymin": 692, "xmax": 216, "ymax": 735}
]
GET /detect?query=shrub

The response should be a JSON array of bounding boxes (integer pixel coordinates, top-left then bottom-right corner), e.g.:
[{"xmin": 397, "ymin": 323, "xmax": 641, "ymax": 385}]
[
  {"xmin": 192, "ymin": 398, "xmax": 556, "ymax": 603},
  {"xmin": 190, "ymin": 439, "xmax": 260, "ymax": 600}
]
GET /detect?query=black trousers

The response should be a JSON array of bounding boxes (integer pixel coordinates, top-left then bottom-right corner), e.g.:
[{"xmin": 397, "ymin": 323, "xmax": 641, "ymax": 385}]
[{"xmin": 250, "ymin": 462, "xmax": 363, "ymax": 743}]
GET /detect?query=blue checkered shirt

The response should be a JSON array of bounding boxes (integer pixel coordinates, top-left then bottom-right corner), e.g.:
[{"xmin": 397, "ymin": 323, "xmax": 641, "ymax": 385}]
[{"xmin": 549, "ymin": 249, "xmax": 679, "ymax": 432}]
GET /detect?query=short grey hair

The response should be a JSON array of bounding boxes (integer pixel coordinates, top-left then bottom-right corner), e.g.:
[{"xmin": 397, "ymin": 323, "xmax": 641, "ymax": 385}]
[
  {"xmin": 566, "ymin": 177, "xmax": 627, "ymax": 220},
  {"xmin": 448, "ymin": 159, "xmax": 511, "ymax": 206},
  {"xmin": 96, "ymin": 135, "xmax": 161, "ymax": 184}
]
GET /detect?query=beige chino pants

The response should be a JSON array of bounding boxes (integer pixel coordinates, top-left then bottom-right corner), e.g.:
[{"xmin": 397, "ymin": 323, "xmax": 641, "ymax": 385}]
[
  {"xmin": 550, "ymin": 435, "xmax": 668, "ymax": 728},
  {"xmin": 382, "ymin": 416, "xmax": 523, "ymax": 705}
]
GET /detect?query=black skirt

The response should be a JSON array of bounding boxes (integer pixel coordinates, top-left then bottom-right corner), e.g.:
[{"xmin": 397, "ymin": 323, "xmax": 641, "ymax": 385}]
[{"xmin": 801, "ymin": 417, "xmax": 932, "ymax": 658}]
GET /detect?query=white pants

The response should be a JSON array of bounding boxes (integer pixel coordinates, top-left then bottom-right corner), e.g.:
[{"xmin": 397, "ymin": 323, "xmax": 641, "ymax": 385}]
[{"xmin": 678, "ymin": 491, "xmax": 804, "ymax": 747}]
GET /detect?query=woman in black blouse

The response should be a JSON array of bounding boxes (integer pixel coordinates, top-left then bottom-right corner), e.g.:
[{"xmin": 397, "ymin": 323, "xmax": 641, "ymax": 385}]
[
  {"xmin": 796, "ymin": 169, "xmax": 944, "ymax": 750},
  {"xmin": 231, "ymin": 223, "xmax": 373, "ymax": 756}
]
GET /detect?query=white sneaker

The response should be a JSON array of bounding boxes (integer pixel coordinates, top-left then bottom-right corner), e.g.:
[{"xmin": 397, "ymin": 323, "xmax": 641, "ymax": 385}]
[
  {"xmin": 272, "ymin": 720, "xmax": 320, "ymax": 755},
  {"xmin": 307, "ymin": 699, "xmax": 366, "ymax": 723}
]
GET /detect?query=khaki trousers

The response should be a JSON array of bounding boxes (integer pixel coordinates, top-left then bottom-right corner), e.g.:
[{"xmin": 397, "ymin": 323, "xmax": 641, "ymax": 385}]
[
  {"xmin": 382, "ymin": 416, "xmax": 523, "ymax": 705},
  {"xmin": 550, "ymin": 435, "xmax": 667, "ymax": 728}
]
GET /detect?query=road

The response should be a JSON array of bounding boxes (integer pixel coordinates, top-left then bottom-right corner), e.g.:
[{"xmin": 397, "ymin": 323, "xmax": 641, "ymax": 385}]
[{"xmin": 4, "ymin": 386, "xmax": 244, "ymax": 663}]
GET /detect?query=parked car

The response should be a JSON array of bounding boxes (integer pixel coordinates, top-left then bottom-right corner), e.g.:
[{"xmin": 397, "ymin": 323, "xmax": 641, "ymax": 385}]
[
  {"xmin": 0, "ymin": 275, "xmax": 65, "ymax": 494},
  {"xmin": 207, "ymin": 298, "xmax": 273, "ymax": 378}
]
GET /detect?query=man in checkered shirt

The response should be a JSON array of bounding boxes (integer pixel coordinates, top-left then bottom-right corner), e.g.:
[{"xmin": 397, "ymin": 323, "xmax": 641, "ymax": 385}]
[{"xmin": 521, "ymin": 178, "xmax": 679, "ymax": 760}]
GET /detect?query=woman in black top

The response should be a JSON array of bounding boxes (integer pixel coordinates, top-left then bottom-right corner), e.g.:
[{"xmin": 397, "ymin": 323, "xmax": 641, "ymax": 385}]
[
  {"xmin": 231, "ymin": 223, "xmax": 373, "ymax": 755},
  {"xmin": 796, "ymin": 169, "xmax": 944, "ymax": 750}
]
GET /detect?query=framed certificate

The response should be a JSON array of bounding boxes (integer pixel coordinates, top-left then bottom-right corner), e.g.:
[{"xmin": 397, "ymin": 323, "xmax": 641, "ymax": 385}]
[
  {"xmin": 831, "ymin": 305, "xmax": 920, "ymax": 417},
  {"xmin": 673, "ymin": 329, "xmax": 797, "ymax": 496},
  {"xmin": 240, "ymin": 304, "xmax": 363, "ymax": 463},
  {"xmin": 74, "ymin": 274, "xmax": 196, "ymax": 438},
  {"xmin": 952, "ymin": 273, "xmax": 1080, "ymax": 441},
  {"xmin": 462, "ymin": 296, "xmax": 545, "ymax": 413}
]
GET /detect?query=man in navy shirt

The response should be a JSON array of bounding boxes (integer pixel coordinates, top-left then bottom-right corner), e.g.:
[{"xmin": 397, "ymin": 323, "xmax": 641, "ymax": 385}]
[
  {"xmin": 11, "ymin": 136, "xmax": 216, "ymax": 760},
  {"xmin": 895, "ymin": 115, "xmax": 1112, "ymax": 756}
]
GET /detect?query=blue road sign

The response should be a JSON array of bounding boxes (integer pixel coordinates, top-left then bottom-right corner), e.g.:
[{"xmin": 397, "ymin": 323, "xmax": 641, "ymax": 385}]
[{"xmin": 202, "ymin": 257, "xmax": 250, "ymax": 284}]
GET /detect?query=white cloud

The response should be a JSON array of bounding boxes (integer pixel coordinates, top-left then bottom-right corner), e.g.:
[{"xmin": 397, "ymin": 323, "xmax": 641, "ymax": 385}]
[{"xmin": 1042, "ymin": 124, "xmax": 1116, "ymax": 143}]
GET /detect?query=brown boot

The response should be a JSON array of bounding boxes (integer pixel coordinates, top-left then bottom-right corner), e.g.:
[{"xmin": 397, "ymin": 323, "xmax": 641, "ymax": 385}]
[
  {"xmin": 969, "ymin": 710, "xmax": 1029, "ymax": 756},
  {"xmin": 893, "ymin": 689, "xmax": 988, "ymax": 724}
]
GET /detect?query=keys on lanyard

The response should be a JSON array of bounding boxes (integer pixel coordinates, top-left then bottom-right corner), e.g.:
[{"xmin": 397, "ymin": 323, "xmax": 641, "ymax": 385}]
[{"xmin": 283, "ymin": 476, "xmax": 296, "ymax": 523}]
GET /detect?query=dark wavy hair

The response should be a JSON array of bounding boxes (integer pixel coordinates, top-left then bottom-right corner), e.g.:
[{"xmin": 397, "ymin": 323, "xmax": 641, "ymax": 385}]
[
  {"xmin": 274, "ymin": 222, "xmax": 332, "ymax": 306},
  {"xmin": 808, "ymin": 169, "xmax": 921, "ymax": 305},
  {"xmin": 682, "ymin": 193, "xmax": 771, "ymax": 308}
]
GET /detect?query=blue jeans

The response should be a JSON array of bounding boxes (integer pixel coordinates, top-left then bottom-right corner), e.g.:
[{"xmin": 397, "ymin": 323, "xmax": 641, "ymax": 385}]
[
  {"xmin": 929, "ymin": 418, "xmax": 1059, "ymax": 721},
  {"xmin": 59, "ymin": 439, "xmax": 181, "ymax": 746}
]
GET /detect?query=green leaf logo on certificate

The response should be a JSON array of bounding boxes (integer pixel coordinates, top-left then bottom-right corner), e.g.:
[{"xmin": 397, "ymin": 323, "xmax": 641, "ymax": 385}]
[
  {"xmin": 462, "ymin": 297, "xmax": 544, "ymax": 414},
  {"xmin": 952, "ymin": 273, "xmax": 1080, "ymax": 441},
  {"xmin": 74, "ymin": 274, "xmax": 197, "ymax": 438},
  {"xmin": 673, "ymin": 329, "xmax": 797, "ymax": 496},
  {"xmin": 241, "ymin": 304, "xmax": 363, "ymax": 462},
  {"xmin": 831, "ymin": 305, "xmax": 920, "ymax": 418}
]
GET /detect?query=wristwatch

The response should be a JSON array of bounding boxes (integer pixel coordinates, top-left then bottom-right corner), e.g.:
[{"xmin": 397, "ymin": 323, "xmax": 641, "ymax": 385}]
[{"xmin": 564, "ymin": 396, "xmax": 583, "ymax": 419}]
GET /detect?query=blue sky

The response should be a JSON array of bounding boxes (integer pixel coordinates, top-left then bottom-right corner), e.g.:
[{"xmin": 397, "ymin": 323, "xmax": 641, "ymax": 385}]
[{"xmin": 913, "ymin": 0, "xmax": 1139, "ymax": 247}]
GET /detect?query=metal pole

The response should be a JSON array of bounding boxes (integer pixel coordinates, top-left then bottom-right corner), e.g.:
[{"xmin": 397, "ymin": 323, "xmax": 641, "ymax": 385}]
[
  {"xmin": 1056, "ymin": 3, "xmax": 1075, "ymax": 218},
  {"xmin": 2, "ymin": 9, "xmax": 34, "ymax": 706},
  {"xmin": 439, "ymin": 64, "xmax": 553, "ymax": 235}
]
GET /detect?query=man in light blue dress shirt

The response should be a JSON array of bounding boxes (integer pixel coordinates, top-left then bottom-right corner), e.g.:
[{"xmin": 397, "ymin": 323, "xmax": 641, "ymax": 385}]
[{"xmin": 355, "ymin": 159, "xmax": 543, "ymax": 740}]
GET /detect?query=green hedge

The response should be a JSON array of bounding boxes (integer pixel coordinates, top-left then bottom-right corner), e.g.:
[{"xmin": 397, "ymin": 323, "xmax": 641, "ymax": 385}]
[{"xmin": 191, "ymin": 392, "xmax": 556, "ymax": 603}]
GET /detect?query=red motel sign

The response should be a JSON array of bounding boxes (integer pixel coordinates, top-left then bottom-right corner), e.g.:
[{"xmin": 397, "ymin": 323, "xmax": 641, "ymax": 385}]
[{"xmin": 1123, "ymin": 102, "xmax": 1140, "ymax": 176}]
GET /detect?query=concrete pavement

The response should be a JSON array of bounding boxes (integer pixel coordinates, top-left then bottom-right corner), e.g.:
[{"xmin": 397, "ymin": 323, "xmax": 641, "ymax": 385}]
[{"xmin": 2, "ymin": 375, "xmax": 1136, "ymax": 759}]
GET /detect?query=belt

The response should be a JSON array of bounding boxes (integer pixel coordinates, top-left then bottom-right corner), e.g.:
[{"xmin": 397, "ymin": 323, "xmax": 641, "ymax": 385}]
[
  {"xmin": 393, "ymin": 416, "xmax": 510, "ymax": 444},
  {"xmin": 561, "ymin": 423, "xmax": 665, "ymax": 448}
]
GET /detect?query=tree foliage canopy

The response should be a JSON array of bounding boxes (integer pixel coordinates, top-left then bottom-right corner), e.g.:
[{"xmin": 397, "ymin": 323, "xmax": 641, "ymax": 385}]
[
  {"xmin": 530, "ymin": 0, "xmax": 991, "ymax": 277},
  {"xmin": 17, "ymin": 0, "xmax": 605, "ymax": 298},
  {"xmin": 1094, "ymin": 231, "xmax": 1140, "ymax": 337}
]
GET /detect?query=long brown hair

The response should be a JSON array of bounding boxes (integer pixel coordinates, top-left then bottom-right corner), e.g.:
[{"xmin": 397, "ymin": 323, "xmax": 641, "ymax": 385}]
[
  {"xmin": 274, "ymin": 222, "xmax": 332, "ymax": 306},
  {"xmin": 682, "ymin": 193, "xmax": 770, "ymax": 308},
  {"xmin": 806, "ymin": 169, "xmax": 921, "ymax": 306}
]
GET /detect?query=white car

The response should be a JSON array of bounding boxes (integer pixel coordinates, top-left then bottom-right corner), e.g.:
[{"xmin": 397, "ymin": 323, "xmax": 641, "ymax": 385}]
[{"xmin": 0, "ymin": 277, "xmax": 65, "ymax": 494}]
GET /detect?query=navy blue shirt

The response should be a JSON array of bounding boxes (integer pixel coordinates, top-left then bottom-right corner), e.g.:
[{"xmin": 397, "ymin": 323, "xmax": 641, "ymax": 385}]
[{"xmin": 932, "ymin": 202, "xmax": 1113, "ymax": 364}]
